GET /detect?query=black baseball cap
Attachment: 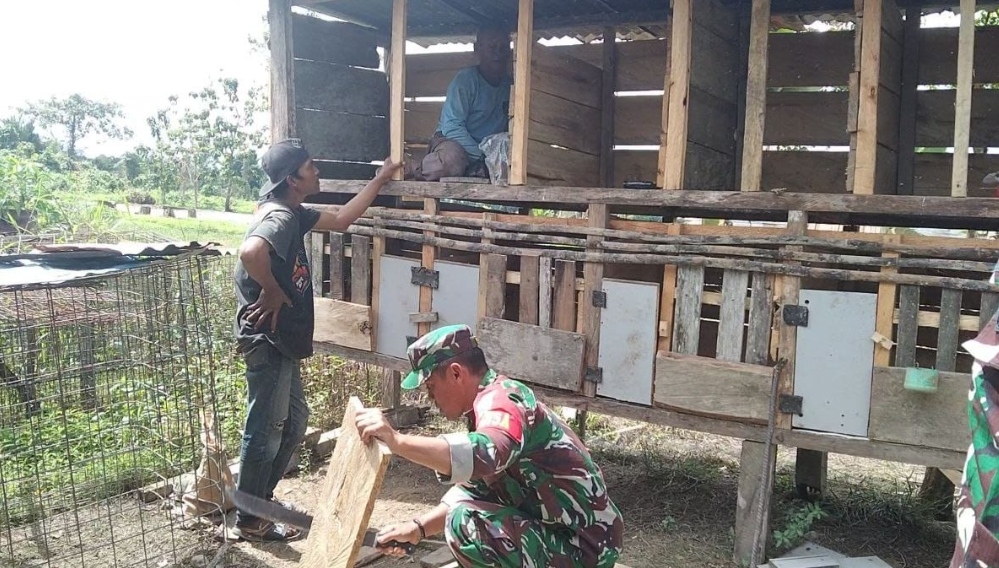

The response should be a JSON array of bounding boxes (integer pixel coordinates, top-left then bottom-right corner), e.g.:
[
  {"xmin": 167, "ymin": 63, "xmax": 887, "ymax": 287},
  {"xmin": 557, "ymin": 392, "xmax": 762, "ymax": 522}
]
[{"xmin": 259, "ymin": 138, "xmax": 311, "ymax": 197}]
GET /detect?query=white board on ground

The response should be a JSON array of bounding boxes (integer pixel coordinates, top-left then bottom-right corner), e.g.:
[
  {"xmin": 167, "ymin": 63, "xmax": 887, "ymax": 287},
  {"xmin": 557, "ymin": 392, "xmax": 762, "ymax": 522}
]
[
  {"xmin": 792, "ymin": 290, "xmax": 877, "ymax": 437},
  {"xmin": 433, "ymin": 260, "xmax": 480, "ymax": 331},
  {"xmin": 597, "ymin": 279, "xmax": 659, "ymax": 405},
  {"xmin": 376, "ymin": 255, "xmax": 420, "ymax": 359}
]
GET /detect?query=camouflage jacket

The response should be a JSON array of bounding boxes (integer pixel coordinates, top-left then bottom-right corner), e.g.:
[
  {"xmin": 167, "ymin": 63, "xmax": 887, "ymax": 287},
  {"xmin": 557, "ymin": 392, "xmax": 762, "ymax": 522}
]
[{"xmin": 436, "ymin": 370, "xmax": 624, "ymax": 563}]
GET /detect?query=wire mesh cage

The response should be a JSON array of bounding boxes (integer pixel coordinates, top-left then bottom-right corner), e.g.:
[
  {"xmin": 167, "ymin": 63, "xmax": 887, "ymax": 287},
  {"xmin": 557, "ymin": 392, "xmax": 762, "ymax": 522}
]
[{"xmin": 0, "ymin": 251, "xmax": 236, "ymax": 568}]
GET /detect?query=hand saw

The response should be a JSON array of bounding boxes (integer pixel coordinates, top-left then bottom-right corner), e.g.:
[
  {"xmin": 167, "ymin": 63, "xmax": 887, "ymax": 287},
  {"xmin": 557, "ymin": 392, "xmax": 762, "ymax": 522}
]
[{"xmin": 230, "ymin": 489, "xmax": 417, "ymax": 554}]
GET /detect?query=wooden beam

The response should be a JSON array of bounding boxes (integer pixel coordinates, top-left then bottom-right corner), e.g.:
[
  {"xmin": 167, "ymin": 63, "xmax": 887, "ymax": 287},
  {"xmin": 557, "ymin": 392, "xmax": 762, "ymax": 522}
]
[
  {"xmin": 478, "ymin": 318, "xmax": 585, "ymax": 391},
  {"xmin": 482, "ymin": 254, "xmax": 508, "ymax": 320},
  {"xmin": 581, "ymin": 204, "xmax": 608, "ymax": 398},
  {"xmin": 776, "ymin": 211, "xmax": 807, "ymax": 430},
  {"xmin": 660, "ymin": 0, "xmax": 691, "ymax": 190},
  {"xmin": 418, "ymin": 199, "xmax": 438, "ymax": 337},
  {"xmin": 539, "ymin": 257, "xmax": 553, "ymax": 328},
  {"xmin": 740, "ymin": 0, "xmax": 770, "ymax": 192},
  {"xmin": 510, "ymin": 0, "xmax": 534, "ymax": 186},
  {"xmin": 314, "ymin": 299, "xmax": 374, "ymax": 351},
  {"xmin": 657, "ymin": 224, "xmax": 681, "ymax": 352},
  {"xmin": 951, "ymin": 0, "xmax": 976, "ymax": 198},
  {"xmin": 553, "ymin": 260, "xmax": 577, "ymax": 333},
  {"xmin": 519, "ymin": 256, "xmax": 541, "ymax": 325},
  {"xmin": 896, "ymin": 8, "xmax": 921, "ymax": 195},
  {"xmin": 854, "ymin": 0, "xmax": 883, "ymax": 195},
  {"xmin": 389, "ymin": 0, "xmax": 407, "ymax": 180},
  {"xmin": 329, "ymin": 233, "xmax": 345, "ymax": 300},
  {"xmin": 600, "ymin": 27, "xmax": 617, "ymax": 188},
  {"xmin": 269, "ymin": 0, "xmax": 295, "ymax": 142},
  {"xmin": 874, "ymin": 235, "xmax": 900, "ymax": 367},
  {"xmin": 351, "ymin": 235, "xmax": 372, "ymax": 305}
]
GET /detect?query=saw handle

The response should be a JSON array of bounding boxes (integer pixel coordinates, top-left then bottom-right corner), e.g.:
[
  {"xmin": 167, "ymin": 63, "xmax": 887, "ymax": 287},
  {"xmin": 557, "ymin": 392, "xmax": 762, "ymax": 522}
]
[{"xmin": 376, "ymin": 539, "xmax": 416, "ymax": 555}]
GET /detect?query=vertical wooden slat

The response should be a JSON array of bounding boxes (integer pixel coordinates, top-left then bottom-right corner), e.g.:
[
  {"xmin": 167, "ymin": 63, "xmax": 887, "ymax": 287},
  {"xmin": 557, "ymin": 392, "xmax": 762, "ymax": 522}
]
[
  {"xmin": 895, "ymin": 285, "xmax": 920, "ymax": 366},
  {"xmin": 510, "ymin": 0, "xmax": 534, "ymax": 186},
  {"xmin": 672, "ymin": 265, "xmax": 704, "ymax": 355},
  {"xmin": 746, "ymin": 272, "xmax": 775, "ymax": 366},
  {"xmin": 581, "ymin": 205, "xmax": 609, "ymax": 397},
  {"xmin": 328, "ymin": 233, "xmax": 345, "ymax": 300},
  {"xmin": 874, "ymin": 235, "xmax": 900, "ymax": 367},
  {"xmin": 371, "ymin": 234, "xmax": 385, "ymax": 352},
  {"xmin": 419, "ymin": 199, "xmax": 438, "ymax": 337},
  {"xmin": 553, "ymin": 260, "xmax": 577, "ymax": 333},
  {"xmin": 600, "ymin": 27, "xmax": 617, "ymax": 188},
  {"xmin": 854, "ymin": 0, "xmax": 883, "ymax": 195},
  {"xmin": 389, "ymin": 0, "xmax": 407, "ymax": 180},
  {"xmin": 268, "ymin": 0, "xmax": 295, "ymax": 142},
  {"xmin": 952, "ymin": 0, "xmax": 976, "ymax": 197},
  {"xmin": 776, "ymin": 210, "xmax": 807, "ymax": 430},
  {"xmin": 310, "ymin": 232, "xmax": 325, "ymax": 297},
  {"xmin": 896, "ymin": 8, "xmax": 920, "ymax": 195},
  {"xmin": 658, "ymin": 224, "xmax": 682, "ymax": 352},
  {"xmin": 483, "ymin": 254, "xmax": 507, "ymax": 320},
  {"xmin": 351, "ymin": 235, "xmax": 372, "ymax": 305},
  {"xmin": 937, "ymin": 289, "xmax": 962, "ymax": 372},
  {"xmin": 539, "ymin": 257, "xmax": 554, "ymax": 328},
  {"xmin": 981, "ymin": 292, "xmax": 999, "ymax": 330},
  {"xmin": 660, "ymin": 0, "xmax": 691, "ymax": 190},
  {"xmin": 477, "ymin": 213, "xmax": 498, "ymax": 324},
  {"xmin": 740, "ymin": 0, "xmax": 770, "ymax": 192},
  {"xmin": 519, "ymin": 256, "xmax": 540, "ymax": 325},
  {"xmin": 717, "ymin": 270, "xmax": 750, "ymax": 362}
]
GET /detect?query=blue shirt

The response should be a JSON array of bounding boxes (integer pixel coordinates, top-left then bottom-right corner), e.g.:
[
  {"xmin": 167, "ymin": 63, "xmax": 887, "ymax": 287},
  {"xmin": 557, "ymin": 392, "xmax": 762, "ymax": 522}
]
[{"xmin": 437, "ymin": 66, "xmax": 512, "ymax": 160}]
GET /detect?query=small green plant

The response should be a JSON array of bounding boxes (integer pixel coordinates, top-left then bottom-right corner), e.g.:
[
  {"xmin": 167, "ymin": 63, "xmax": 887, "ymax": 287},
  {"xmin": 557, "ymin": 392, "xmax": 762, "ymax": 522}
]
[
  {"xmin": 660, "ymin": 515, "xmax": 678, "ymax": 531},
  {"xmin": 772, "ymin": 501, "xmax": 827, "ymax": 552}
]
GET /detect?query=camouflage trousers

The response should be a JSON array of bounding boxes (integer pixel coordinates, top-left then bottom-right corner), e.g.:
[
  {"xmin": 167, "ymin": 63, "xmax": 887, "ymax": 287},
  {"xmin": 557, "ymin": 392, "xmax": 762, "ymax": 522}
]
[
  {"xmin": 950, "ymin": 368, "xmax": 999, "ymax": 567},
  {"xmin": 445, "ymin": 501, "xmax": 620, "ymax": 568}
]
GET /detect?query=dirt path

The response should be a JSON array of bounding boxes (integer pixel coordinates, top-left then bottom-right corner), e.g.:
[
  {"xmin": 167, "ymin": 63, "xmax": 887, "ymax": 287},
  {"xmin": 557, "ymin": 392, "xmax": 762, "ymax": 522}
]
[{"xmin": 115, "ymin": 204, "xmax": 252, "ymax": 224}]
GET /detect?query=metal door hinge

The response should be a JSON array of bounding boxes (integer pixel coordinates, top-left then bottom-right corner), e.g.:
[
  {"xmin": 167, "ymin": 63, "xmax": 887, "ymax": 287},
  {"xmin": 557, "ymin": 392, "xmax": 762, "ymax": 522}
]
[
  {"xmin": 782, "ymin": 305, "xmax": 809, "ymax": 327},
  {"xmin": 779, "ymin": 394, "xmax": 803, "ymax": 416},
  {"xmin": 592, "ymin": 290, "xmax": 607, "ymax": 308},
  {"xmin": 584, "ymin": 367, "xmax": 604, "ymax": 384},
  {"xmin": 411, "ymin": 267, "xmax": 439, "ymax": 289}
]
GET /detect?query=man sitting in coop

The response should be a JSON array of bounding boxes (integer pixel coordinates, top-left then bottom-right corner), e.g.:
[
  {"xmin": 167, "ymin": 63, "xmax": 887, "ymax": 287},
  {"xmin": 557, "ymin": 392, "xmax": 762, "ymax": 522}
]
[
  {"xmin": 403, "ymin": 24, "xmax": 513, "ymax": 182},
  {"xmin": 354, "ymin": 324, "xmax": 624, "ymax": 567}
]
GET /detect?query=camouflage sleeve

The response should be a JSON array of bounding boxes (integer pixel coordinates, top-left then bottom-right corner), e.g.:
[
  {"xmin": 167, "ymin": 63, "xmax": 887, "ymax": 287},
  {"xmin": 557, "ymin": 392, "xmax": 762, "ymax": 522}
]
[{"xmin": 435, "ymin": 388, "xmax": 527, "ymax": 485}]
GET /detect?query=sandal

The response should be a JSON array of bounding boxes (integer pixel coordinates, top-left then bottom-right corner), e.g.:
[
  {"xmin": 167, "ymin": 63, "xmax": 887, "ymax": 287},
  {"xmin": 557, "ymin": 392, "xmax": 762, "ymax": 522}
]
[{"xmin": 232, "ymin": 519, "xmax": 302, "ymax": 542}]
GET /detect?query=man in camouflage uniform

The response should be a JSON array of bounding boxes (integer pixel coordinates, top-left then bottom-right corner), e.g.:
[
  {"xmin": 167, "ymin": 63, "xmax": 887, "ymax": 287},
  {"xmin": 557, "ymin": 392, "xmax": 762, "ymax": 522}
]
[
  {"xmin": 951, "ymin": 310, "xmax": 999, "ymax": 567},
  {"xmin": 354, "ymin": 324, "xmax": 624, "ymax": 568}
]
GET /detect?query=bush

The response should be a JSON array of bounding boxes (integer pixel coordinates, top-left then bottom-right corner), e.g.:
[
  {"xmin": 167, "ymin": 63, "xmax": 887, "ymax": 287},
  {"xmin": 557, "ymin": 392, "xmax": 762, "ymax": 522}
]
[{"xmin": 126, "ymin": 191, "xmax": 155, "ymax": 205}]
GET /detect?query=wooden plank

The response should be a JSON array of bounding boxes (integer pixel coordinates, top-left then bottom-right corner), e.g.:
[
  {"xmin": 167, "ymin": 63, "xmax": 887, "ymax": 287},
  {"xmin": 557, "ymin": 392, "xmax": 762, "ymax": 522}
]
[
  {"xmin": 657, "ymin": 225, "xmax": 682, "ymax": 352},
  {"xmin": 746, "ymin": 272, "xmax": 775, "ymax": 366},
  {"xmin": 768, "ymin": 31, "xmax": 854, "ymax": 88},
  {"xmin": 913, "ymin": 152, "xmax": 997, "ymax": 198},
  {"xmin": 762, "ymin": 151, "xmax": 849, "ymax": 194},
  {"xmin": 418, "ymin": 198, "xmax": 437, "ymax": 336},
  {"xmin": 684, "ymin": 142, "xmax": 736, "ymax": 190},
  {"xmin": 735, "ymin": 441, "xmax": 770, "ymax": 566},
  {"xmin": 390, "ymin": 0, "xmax": 407, "ymax": 181},
  {"xmin": 519, "ymin": 256, "xmax": 540, "ymax": 325},
  {"xmin": 404, "ymin": 101, "xmax": 440, "ymax": 144},
  {"xmin": 952, "ymin": 0, "xmax": 976, "ymax": 198},
  {"xmin": 539, "ymin": 257, "xmax": 553, "ymax": 328},
  {"xmin": 776, "ymin": 210, "xmax": 807, "ymax": 430},
  {"xmin": 300, "ymin": 397, "xmax": 391, "ymax": 568},
  {"xmin": 314, "ymin": 160, "xmax": 379, "ymax": 181},
  {"xmin": 982, "ymin": 292, "xmax": 999, "ymax": 330},
  {"xmin": 477, "ymin": 318, "xmax": 585, "ymax": 391},
  {"xmin": 370, "ymin": 234, "xmax": 385, "ymax": 351},
  {"xmin": 510, "ymin": 0, "xmax": 534, "ymax": 186},
  {"xmin": 310, "ymin": 231, "xmax": 325, "ymax": 296},
  {"xmin": 526, "ymin": 140, "xmax": 601, "ymax": 187},
  {"xmin": 614, "ymin": 96, "xmax": 662, "ymax": 146},
  {"xmin": 600, "ymin": 27, "xmax": 616, "ymax": 188},
  {"xmin": 314, "ymin": 298, "xmax": 374, "ymax": 351},
  {"xmin": 269, "ymin": 0, "xmax": 295, "ymax": 141},
  {"xmin": 381, "ymin": 367, "xmax": 402, "ymax": 410},
  {"xmin": 553, "ymin": 260, "xmax": 577, "ymax": 332},
  {"xmin": 329, "ymin": 232, "xmax": 345, "ymax": 300},
  {"xmin": 660, "ymin": 0, "xmax": 692, "ymax": 190},
  {"xmin": 351, "ymin": 235, "xmax": 372, "ymax": 305},
  {"xmin": 672, "ymin": 265, "xmax": 705, "ymax": 355},
  {"xmin": 292, "ymin": 14, "xmax": 379, "ymax": 68},
  {"xmin": 896, "ymin": 8, "xmax": 920, "ymax": 196},
  {"xmin": 613, "ymin": 149, "xmax": 658, "ymax": 187},
  {"xmin": 915, "ymin": 89, "xmax": 999, "ymax": 148},
  {"xmin": 919, "ymin": 26, "xmax": 999, "ymax": 85},
  {"xmin": 874, "ymin": 235, "xmax": 900, "ymax": 367},
  {"xmin": 687, "ymin": 89, "xmax": 738, "ymax": 157},
  {"xmin": 569, "ymin": 39, "xmax": 669, "ymax": 92},
  {"xmin": 717, "ymin": 270, "xmax": 750, "ymax": 361},
  {"xmin": 654, "ymin": 353, "xmax": 770, "ymax": 422},
  {"xmin": 894, "ymin": 285, "xmax": 920, "ymax": 366},
  {"xmin": 531, "ymin": 44, "xmax": 603, "ymax": 109},
  {"xmin": 868, "ymin": 367, "xmax": 969, "ymax": 451},
  {"xmin": 762, "ymin": 92, "xmax": 850, "ymax": 147},
  {"xmin": 936, "ymin": 288, "xmax": 962, "ymax": 372},
  {"xmin": 582, "ymin": 204, "xmax": 608, "ymax": 397},
  {"xmin": 482, "ymin": 254, "xmax": 507, "ymax": 320},
  {"xmin": 854, "ymin": 0, "xmax": 884, "ymax": 196},
  {"xmin": 297, "ymin": 109, "xmax": 387, "ymax": 163},
  {"xmin": 741, "ymin": 0, "xmax": 770, "ymax": 192},
  {"xmin": 405, "ymin": 51, "xmax": 476, "ymax": 98},
  {"xmin": 529, "ymin": 91, "xmax": 602, "ymax": 156},
  {"xmin": 294, "ymin": 61, "xmax": 388, "ymax": 117}
]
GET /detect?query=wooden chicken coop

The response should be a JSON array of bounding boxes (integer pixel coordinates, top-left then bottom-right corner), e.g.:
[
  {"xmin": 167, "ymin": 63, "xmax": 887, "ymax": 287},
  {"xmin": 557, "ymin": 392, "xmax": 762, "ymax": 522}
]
[{"xmin": 268, "ymin": 0, "xmax": 999, "ymax": 563}]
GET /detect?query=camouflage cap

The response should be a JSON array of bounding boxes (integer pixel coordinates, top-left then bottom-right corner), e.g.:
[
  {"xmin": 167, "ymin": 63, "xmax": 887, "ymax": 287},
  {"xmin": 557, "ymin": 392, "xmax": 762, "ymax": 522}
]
[{"xmin": 402, "ymin": 324, "xmax": 478, "ymax": 389}]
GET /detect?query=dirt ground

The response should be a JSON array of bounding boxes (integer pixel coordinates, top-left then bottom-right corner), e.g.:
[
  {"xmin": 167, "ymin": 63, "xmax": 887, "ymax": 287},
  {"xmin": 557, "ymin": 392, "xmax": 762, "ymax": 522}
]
[{"xmin": 2, "ymin": 411, "xmax": 957, "ymax": 568}]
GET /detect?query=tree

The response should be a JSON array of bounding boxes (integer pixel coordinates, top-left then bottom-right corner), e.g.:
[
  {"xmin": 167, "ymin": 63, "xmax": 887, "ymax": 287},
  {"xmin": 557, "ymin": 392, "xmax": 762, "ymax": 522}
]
[
  {"xmin": 0, "ymin": 115, "xmax": 44, "ymax": 154},
  {"xmin": 22, "ymin": 94, "xmax": 133, "ymax": 159}
]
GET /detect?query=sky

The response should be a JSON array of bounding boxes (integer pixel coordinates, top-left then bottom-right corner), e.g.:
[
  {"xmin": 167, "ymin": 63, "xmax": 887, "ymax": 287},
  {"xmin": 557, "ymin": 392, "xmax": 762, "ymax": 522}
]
[{"xmin": 1, "ymin": 0, "xmax": 271, "ymax": 156}]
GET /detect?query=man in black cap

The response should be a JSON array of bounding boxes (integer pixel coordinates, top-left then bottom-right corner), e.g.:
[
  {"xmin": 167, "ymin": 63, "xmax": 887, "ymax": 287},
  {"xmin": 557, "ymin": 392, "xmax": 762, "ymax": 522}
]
[{"xmin": 229, "ymin": 139, "xmax": 400, "ymax": 542}]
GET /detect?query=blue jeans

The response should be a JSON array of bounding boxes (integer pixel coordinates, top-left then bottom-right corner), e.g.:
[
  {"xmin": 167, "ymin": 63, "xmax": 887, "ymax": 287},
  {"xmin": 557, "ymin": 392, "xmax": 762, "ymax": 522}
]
[{"xmin": 235, "ymin": 341, "xmax": 309, "ymax": 526}]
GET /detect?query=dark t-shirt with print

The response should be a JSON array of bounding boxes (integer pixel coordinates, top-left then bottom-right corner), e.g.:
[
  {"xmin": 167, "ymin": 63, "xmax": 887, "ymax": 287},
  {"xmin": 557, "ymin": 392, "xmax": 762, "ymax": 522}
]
[{"xmin": 234, "ymin": 202, "xmax": 321, "ymax": 360}]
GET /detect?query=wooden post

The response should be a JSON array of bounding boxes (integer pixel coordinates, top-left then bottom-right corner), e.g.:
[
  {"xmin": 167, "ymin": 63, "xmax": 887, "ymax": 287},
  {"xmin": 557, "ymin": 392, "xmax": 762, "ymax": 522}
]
[
  {"xmin": 659, "ymin": 0, "xmax": 692, "ymax": 190},
  {"xmin": 854, "ymin": 0, "xmax": 883, "ymax": 195},
  {"xmin": 310, "ymin": 231, "xmax": 325, "ymax": 297},
  {"xmin": 539, "ymin": 257, "xmax": 554, "ymax": 328},
  {"xmin": 268, "ymin": 0, "xmax": 295, "ymax": 142},
  {"xmin": 483, "ymin": 254, "xmax": 508, "ymax": 320},
  {"xmin": 874, "ymin": 234, "xmax": 901, "ymax": 367},
  {"xmin": 419, "ymin": 199, "xmax": 438, "ymax": 337},
  {"xmin": 510, "ymin": 0, "xmax": 534, "ymax": 186},
  {"xmin": 600, "ymin": 27, "xmax": 617, "ymax": 188},
  {"xmin": 581, "ymin": 204, "xmax": 608, "ymax": 399},
  {"xmin": 351, "ymin": 235, "xmax": 372, "ymax": 305},
  {"xmin": 776, "ymin": 211, "xmax": 807, "ymax": 430},
  {"xmin": 952, "ymin": 0, "xmax": 975, "ymax": 198},
  {"xmin": 657, "ymin": 224, "xmax": 682, "ymax": 352},
  {"xmin": 740, "ymin": 0, "xmax": 770, "ymax": 192},
  {"xmin": 553, "ymin": 260, "xmax": 577, "ymax": 333},
  {"xmin": 520, "ymin": 256, "xmax": 541, "ymax": 325},
  {"xmin": 389, "ymin": 0, "xmax": 407, "ymax": 180},
  {"xmin": 328, "ymin": 233, "xmax": 345, "ymax": 300},
  {"xmin": 478, "ymin": 212, "xmax": 498, "ymax": 324}
]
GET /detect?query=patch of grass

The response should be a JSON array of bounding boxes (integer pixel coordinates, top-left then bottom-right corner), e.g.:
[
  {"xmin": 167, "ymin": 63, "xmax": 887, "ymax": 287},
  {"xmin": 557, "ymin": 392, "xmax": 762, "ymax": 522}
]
[{"xmin": 113, "ymin": 216, "xmax": 248, "ymax": 247}]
